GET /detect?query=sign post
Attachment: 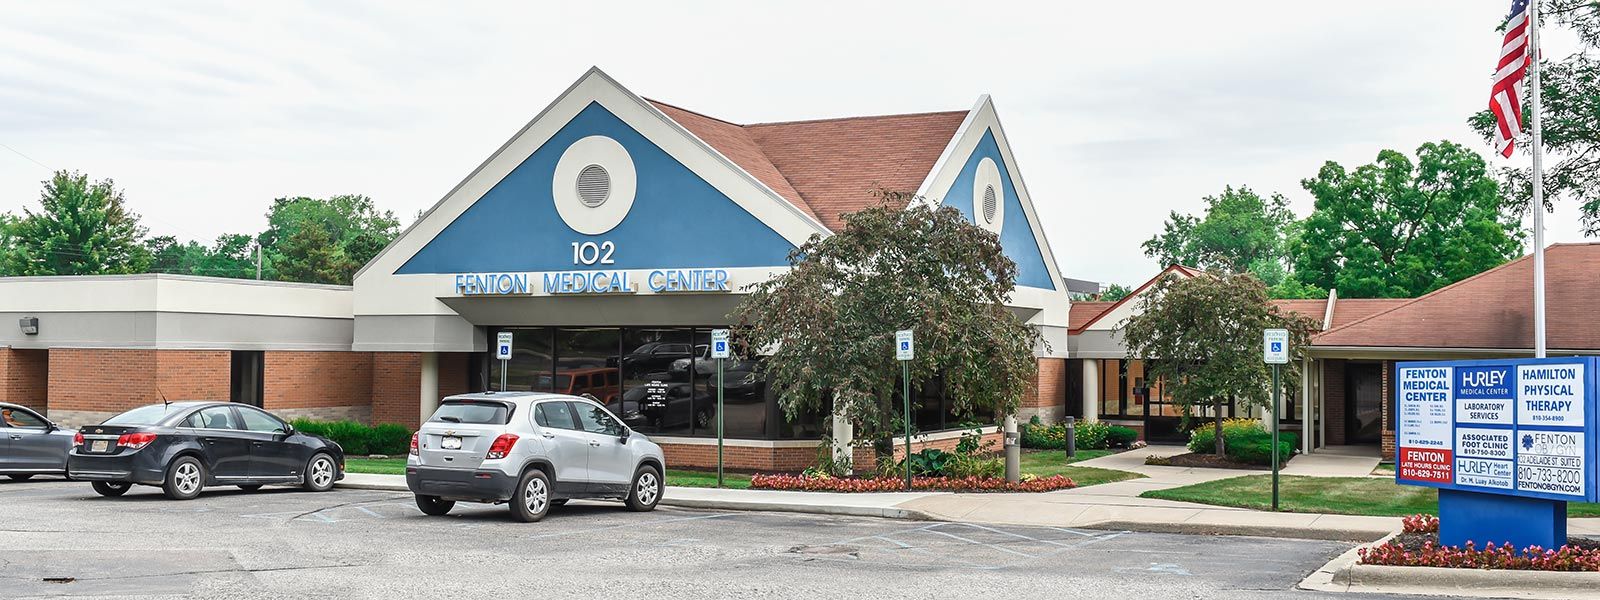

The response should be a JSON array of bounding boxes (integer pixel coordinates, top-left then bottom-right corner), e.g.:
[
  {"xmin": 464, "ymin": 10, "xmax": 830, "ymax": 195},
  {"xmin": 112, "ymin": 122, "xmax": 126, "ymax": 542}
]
[
  {"xmin": 1396, "ymin": 357, "xmax": 1595, "ymax": 549},
  {"xmin": 711, "ymin": 329, "xmax": 730, "ymax": 487},
  {"xmin": 896, "ymin": 330, "xmax": 914, "ymax": 490},
  {"xmin": 1263, "ymin": 328, "xmax": 1289, "ymax": 511},
  {"xmin": 495, "ymin": 331, "xmax": 514, "ymax": 392}
]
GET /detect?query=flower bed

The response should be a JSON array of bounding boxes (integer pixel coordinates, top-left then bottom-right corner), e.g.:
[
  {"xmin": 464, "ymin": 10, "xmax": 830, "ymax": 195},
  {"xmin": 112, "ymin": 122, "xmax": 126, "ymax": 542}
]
[
  {"xmin": 1357, "ymin": 513, "xmax": 1600, "ymax": 571},
  {"xmin": 750, "ymin": 473, "xmax": 1076, "ymax": 493}
]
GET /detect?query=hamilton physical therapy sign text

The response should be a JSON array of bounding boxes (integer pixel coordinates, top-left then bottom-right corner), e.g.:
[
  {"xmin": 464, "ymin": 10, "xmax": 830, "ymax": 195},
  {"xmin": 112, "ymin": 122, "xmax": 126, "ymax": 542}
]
[{"xmin": 1395, "ymin": 357, "xmax": 1597, "ymax": 503}]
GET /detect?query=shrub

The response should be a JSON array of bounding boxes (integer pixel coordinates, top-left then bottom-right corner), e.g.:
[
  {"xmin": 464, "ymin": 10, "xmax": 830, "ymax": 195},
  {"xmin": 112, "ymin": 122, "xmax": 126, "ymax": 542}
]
[
  {"xmin": 945, "ymin": 453, "xmax": 1003, "ymax": 479},
  {"xmin": 1074, "ymin": 421, "xmax": 1109, "ymax": 450},
  {"xmin": 291, "ymin": 419, "xmax": 412, "ymax": 456},
  {"xmin": 1021, "ymin": 422, "xmax": 1069, "ymax": 449},
  {"xmin": 1186, "ymin": 418, "xmax": 1296, "ymax": 465},
  {"xmin": 1144, "ymin": 454, "xmax": 1171, "ymax": 466},
  {"xmin": 1105, "ymin": 425, "xmax": 1138, "ymax": 448},
  {"xmin": 751, "ymin": 473, "xmax": 1076, "ymax": 493},
  {"xmin": 905, "ymin": 449, "xmax": 954, "ymax": 476}
]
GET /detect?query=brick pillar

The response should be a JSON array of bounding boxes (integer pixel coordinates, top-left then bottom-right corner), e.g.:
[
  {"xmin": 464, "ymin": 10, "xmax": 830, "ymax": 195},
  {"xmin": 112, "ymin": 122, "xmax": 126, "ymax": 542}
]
[
  {"xmin": 0, "ymin": 348, "xmax": 49, "ymax": 412},
  {"xmin": 371, "ymin": 352, "xmax": 423, "ymax": 429},
  {"xmin": 1018, "ymin": 357, "xmax": 1066, "ymax": 424}
]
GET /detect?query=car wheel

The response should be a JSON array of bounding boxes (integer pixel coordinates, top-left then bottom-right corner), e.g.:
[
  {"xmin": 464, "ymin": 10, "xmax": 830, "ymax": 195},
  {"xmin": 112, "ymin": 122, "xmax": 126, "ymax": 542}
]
[
  {"xmin": 237, "ymin": 484, "xmax": 263, "ymax": 491},
  {"xmin": 302, "ymin": 453, "xmax": 337, "ymax": 492},
  {"xmin": 91, "ymin": 481, "xmax": 130, "ymax": 497},
  {"xmin": 163, "ymin": 456, "xmax": 205, "ymax": 500},
  {"xmin": 695, "ymin": 409, "xmax": 712, "ymax": 429},
  {"xmin": 626, "ymin": 465, "xmax": 663, "ymax": 512},
  {"xmin": 414, "ymin": 494, "xmax": 454, "ymax": 516},
  {"xmin": 8, "ymin": 474, "xmax": 34, "ymax": 481},
  {"xmin": 509, "ymin": 469, "xmax": 552, "ymax": 523}
]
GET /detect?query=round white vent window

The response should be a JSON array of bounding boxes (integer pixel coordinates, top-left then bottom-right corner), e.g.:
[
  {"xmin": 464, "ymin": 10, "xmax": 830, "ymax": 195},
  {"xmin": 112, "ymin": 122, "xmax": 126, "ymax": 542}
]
[
  {"xmin": 981, "ymin": 185, "xmax": 998, "ymax": 224},
  {"xmin": 972, "ymin": 157, "xmax": 1004, "ymax": 234},
  {"xmin": 576, "ymin": 164, "xmax": 610, "ymax": 207},
  {"xmin": 553, "ymin": 136, "xmax": 636, "ymax": 235}
]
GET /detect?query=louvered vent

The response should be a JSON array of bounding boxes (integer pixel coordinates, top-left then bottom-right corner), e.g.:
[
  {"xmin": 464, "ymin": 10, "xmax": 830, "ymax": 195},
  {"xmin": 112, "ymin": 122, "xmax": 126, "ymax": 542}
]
[
  {"xmin": 576, "ymin": 164, "xmax": 610, "ymax": 207},
  {"xmin": 982, "ymin": 185, "xmax": 998, "ymax": 223}
]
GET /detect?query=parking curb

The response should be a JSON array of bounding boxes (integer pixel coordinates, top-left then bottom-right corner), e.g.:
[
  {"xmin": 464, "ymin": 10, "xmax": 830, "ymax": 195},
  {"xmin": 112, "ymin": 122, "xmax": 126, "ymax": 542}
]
[
  {"xmin": 334, "ymin": 480, "xmax": 937, "ymax": 521},
  {"xmin": 1299, "ymin": 533, "xmax": 1600, "ymax": 599}
]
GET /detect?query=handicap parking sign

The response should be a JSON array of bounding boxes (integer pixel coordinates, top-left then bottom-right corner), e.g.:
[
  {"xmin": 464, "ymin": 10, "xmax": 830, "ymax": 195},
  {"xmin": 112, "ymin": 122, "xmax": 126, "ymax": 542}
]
[
  {"xmin": 496, "ymin": 332, "xmax": 514, "ymax": 361},
  {"xmin": 711, "ymin": 329, "xmax": 730, "ymax": 358},
  {"xmin": 895, "ymin": 330, "xmax": 914, "ymax": 361}
]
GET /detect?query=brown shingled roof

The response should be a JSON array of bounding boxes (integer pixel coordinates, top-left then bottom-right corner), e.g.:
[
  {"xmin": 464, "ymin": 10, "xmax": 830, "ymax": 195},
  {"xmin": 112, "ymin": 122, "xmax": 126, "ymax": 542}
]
[
  {"xmin": 647, "ymin": 99, "xmax": 967, "ymax": 232},
  {"xmin": 1313, "ymin": 244, "xmax": 1600, "ymax": 350},
  {"xmin": 1069, "ymin": 301, "xmax": 1115, "ymax": 330}
]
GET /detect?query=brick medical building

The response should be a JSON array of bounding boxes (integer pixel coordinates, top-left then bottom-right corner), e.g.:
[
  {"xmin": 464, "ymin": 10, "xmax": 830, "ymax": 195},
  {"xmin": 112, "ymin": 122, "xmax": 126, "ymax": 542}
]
[{"xmin": 0, "ymin": 68, "xmax": 1072, "ymax": 470}]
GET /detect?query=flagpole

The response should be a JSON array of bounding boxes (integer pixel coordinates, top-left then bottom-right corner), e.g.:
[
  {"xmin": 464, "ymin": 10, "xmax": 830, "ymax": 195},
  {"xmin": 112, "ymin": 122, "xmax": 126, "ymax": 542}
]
[{"xmin": 1530, "ymin": 0, "xmax": 1547, "ymax": 359}]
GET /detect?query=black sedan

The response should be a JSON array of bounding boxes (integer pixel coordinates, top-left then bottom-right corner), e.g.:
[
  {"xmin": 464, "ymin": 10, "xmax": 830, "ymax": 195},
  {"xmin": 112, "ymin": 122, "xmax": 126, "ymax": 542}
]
[{"xmin": 68, "ymin": 401, "xmax": 345, "ymax": 500}]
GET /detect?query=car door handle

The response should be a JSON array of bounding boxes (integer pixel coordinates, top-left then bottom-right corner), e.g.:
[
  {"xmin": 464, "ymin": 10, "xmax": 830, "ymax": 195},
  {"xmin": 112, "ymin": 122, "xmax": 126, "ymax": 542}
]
[
  {"xmin": 588, "ymin": 440, "xmax": 601, "ymax": 447},
  {"xmin": 542, "ymin": 432, "xmax": 556, "ymax": 439},
  {"xmin": 252, "ymin": 442, "xmax": 264, "ymax": 447},
  {"xmin": 8, "ymin": 434, "xmax": 20, "ymax": 440}
]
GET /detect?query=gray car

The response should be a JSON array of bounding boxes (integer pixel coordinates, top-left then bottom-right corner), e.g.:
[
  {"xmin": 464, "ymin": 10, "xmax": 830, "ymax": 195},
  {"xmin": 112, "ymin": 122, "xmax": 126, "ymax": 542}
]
[
  {"xmin": 1, "ymin": 403, "xmax": 75, "ymax": 480},
  {"xmin": 406, "ymin": 392, "xmax": 666, "ymax": 522}
]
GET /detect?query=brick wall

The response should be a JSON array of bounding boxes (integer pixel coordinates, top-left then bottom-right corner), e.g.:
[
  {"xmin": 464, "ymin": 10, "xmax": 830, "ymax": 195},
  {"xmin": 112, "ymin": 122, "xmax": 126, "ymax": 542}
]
[
  {"xmin": 438, "ymin": 352, "xmax": 471, "ymax": 398},
  {"xmin": 263, "ymin": 351, "xmax": 373, "ymax": 410},
  {"xmin": 1019, "ymin": 358, "xmax": 1066, "ymax": 424},
  {"xmin": 0, "ymin": 348, "xmax": 49, "ymax": 411},
  {"xmin": 1381, "ymin": 360, "xmax": 1396, "ymax": 460},
  {"xmin": 372, "ymin": 352, "xmax": 422, "ymax": 429},
  {"xmin": 46, "ymin": 349, "xmax": 228, "ymax": 427},
  {"xmin": 659, "ymin": 442, "xmax": 820, "ymax": 472},
  {"xmin": 1323, "ymin": 359, "xmax": 1347, "ymax": 446}
]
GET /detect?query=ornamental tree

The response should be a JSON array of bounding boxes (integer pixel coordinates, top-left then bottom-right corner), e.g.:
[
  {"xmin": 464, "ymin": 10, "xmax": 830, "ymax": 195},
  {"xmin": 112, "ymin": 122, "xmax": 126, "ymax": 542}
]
[
  {"xmin": 1119, "ymin": 273, "xmax": 1318, "ymax": 455},
  {"xmin": 732, "ymin": 191, "xmax": 1042, "ymax": 451}
]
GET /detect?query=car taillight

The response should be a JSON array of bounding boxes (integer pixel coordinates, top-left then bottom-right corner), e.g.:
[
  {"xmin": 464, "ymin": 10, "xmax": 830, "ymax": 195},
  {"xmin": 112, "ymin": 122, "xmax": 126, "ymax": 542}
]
[
  {"xmin": 117, "ymin": 432, "xmax": 158, "ymax": 449},
  {"xmin": 409, "ymin": 433, "xmax": 419, "ymax": 456},
  {"xmin": 485, "ymin": 433, "xmax": 518, "ymax": 460},
  {"xmin": 74, "ymin": 432, "xmax": 85, "ymax": 445}
]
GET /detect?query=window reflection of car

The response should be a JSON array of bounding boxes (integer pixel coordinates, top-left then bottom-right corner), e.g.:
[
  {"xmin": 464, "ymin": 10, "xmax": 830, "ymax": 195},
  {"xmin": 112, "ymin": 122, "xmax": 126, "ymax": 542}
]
[
  {"xmin": 550, "ymin": 368, "xmax": 620, "ymax": 404},
  {"xmin": 622, "ymin": 382, "xmax": 713, "ymax": 431},
  {"xmin": 620, "ymin": 343, "xmax": 693, "ymax": 377},
  {"xmin": 710, "ymin": 363, "xmax": 766, "ymax": 402}
]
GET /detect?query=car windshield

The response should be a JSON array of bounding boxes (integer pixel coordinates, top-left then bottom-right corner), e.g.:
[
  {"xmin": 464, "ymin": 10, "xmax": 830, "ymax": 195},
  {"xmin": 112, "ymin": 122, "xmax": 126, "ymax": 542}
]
[
  {"xmin": 429, "ymin": 401, "xmax": 509, "ymax": 425},
  {"xmin": 104, "ymin": 404, "xmax": 182, "ymax": 426}
]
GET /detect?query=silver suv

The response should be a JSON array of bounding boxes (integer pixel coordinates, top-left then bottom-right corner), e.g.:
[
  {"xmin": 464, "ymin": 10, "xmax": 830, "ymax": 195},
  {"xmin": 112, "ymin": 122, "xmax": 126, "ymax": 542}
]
[{"xmin": 406, "ymin": 392, "xmax": 666, "ymax": 522}]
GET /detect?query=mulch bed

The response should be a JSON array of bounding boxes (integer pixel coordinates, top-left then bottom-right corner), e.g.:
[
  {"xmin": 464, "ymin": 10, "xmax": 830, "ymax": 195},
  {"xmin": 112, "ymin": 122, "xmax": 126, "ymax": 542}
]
[{"xmin": 1154, "ymin": 452, "xmax": 1291, "ymax": 470}]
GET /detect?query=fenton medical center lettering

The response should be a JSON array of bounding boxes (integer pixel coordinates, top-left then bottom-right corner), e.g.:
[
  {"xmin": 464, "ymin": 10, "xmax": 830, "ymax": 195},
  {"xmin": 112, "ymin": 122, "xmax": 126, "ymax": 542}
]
[{"xmin": 453, "ymin": 269, "xmax": 731, "ymax": 296}]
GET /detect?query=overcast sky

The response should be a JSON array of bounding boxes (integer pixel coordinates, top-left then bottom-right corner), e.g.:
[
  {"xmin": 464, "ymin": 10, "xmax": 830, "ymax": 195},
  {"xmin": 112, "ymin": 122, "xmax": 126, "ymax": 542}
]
[{"xmin": 0, "ymin": 1, "xmax": 1587, "ymax": 287}]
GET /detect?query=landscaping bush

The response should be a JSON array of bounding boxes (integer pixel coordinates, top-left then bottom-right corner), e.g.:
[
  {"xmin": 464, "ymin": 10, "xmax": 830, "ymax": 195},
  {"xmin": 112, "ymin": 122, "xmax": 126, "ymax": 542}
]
[
  {"xmin": 944, "ymin": 453, "xmax": 1003, "ymax": 479},
  {"xmin": 291, "ymin": 419, "xmax": 412, "ymax": 456},
  {"xmin": 751, "ymin": 473, "xmax": 1077, "ymax": 493},
  {"xmin": 1020, "ymin": 420, "xmax": 1139, "ymax": 451},
  {"xmin": 1359, "ymin": 539, "xmax": 1600, "ymax": 571},
  {"xmin": 1186, "ymin": 418, "xmax": 1296, "ymax": 465}
]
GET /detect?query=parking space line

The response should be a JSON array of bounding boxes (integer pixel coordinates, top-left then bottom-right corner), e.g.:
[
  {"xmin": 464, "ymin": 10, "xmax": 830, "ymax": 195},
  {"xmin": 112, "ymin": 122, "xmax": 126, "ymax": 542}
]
[
  {"xmin": 522, "ymin": 512, "xmax": 736, "ymax": 540},
  {"xmin": 921, "ymin": 527, "xmax": 1038, "ymax": 558}
]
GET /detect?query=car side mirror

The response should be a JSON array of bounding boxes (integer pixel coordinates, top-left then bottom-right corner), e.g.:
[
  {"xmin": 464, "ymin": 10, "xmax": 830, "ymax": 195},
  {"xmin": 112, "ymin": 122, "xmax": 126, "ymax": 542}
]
[
  {"xmin": 280, "ymin": 424, "xmax": 294, "ymax": 437},
  {"xmin": 619, "ymin": 428, "xmax": 631, "ymax": 443}
]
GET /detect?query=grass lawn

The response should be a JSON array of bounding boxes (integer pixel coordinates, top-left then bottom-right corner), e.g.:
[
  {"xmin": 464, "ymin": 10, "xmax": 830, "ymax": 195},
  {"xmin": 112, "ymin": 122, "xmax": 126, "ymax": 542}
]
[
  {"xmin": 343, "ymin": 458, "xmax": 753, "ymax": 489},
  {"xmin": 1142, "ymin": 474, "xmax": 1600, "ymax": 517},
  {"xmin": 1020, "ymin": 449, "xmax": 1144, "ymax": 488}
]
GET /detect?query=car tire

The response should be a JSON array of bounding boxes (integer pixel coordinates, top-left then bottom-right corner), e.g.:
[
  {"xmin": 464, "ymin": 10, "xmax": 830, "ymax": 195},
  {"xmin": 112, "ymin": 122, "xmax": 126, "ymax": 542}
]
[
  {"xmin": 91, "ymin": 481, "xmax": 130, "ymax": 497},
  {"xmin": 509, "ymin": 469, "xmax": 552, "ymax": 523},
  {"xmin": 302, "ymin": 453, "xmax": 337, "ymax": 492},
  {"xmin": 415, "ymin": 494, "xmax": 454, "ymax": 516},
  {"xmin": 8, "ymin": 474, "xmax": 34, "ymax": 481},
  {"xmin": 163, "ymin": 456, "xmax": 205, "ymax": 500},
  {"xmin": 626, "ymin": 465, "xmax": 663, "ymax": 512},
  {"xmin": 237, "ymin": 484, "xmax": 263, "ymax": 491}
]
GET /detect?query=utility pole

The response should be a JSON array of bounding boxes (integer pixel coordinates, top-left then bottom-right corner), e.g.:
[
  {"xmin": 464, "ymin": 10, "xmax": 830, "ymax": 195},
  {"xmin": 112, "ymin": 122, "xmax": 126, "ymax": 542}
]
[{"xmin": 255, "ymin": 238, "xmax": 263, "ymax": 280}]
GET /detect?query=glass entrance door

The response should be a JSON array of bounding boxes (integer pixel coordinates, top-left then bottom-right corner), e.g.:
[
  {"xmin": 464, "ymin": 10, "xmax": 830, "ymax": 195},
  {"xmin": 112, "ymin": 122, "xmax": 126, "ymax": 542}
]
[{"xmin": 1346, "ymin": 363, "xmax": 1383, "ymax": 444}]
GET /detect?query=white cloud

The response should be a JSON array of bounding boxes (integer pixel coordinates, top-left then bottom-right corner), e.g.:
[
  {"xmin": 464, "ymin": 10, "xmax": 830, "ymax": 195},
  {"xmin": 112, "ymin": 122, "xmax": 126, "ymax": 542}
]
[{"xmin": 0, "ymin": 0, "xmax": 1586, "ymax": 284}]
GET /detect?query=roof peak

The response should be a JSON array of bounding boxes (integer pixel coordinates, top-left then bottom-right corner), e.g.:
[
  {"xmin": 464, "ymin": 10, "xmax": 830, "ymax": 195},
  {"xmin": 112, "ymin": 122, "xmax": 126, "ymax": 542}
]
[{"xmin": 646, "ymin": 97, "xmax": 969, "ymax": 129}]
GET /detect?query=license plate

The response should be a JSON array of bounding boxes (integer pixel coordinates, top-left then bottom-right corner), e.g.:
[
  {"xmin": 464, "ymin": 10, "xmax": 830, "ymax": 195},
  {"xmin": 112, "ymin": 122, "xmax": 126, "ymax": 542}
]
[
  {"xmin": 91, "ymin": 440, "xmax": 108, "ymax": 453},
  {"xmin": 441, "ymin": 436, "xmax": 462, "ymax": 450}
]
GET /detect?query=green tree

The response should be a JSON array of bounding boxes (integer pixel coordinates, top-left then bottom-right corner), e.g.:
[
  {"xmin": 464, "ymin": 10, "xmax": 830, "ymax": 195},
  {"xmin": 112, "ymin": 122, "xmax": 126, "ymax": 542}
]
[
  {"xmin": 1469, "ymin": 1, "xmax": 1600, "ymax": 234},
  {"xmin": 733, "ymin": 192, "xmax": 1043, "ymax": 452},
  {"xmin": 146, "ymin": 233, "xmax": 260, "ymax": 279},
  {"xmin": 1292, "ymin": 141, "xmax": 1522, "ymax": 298},
  {"xmin": 1119, "ymin": 273, "xmax": 1318, "ymax": 454},
  {"xmin": 260, "ymin": 195, "xmax": 398, "ymax": 284},
  {"xmin": 1142, "ymin": 186, "xmax": 1303, "ymax": 290},
  {"xmin": 1099, "ymin": 283, "xmax": 1133, "ymax": 302},
  {"xmin": 4, "ymin": 171, "xmax": 150, "ymax": 275}
]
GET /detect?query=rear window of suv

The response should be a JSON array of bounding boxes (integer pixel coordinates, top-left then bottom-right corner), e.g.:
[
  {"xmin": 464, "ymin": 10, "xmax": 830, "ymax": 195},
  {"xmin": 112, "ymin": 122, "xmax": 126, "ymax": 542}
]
[{"xmin": 429, "ymin": 401, "xmax": 510, "ymax": 425}]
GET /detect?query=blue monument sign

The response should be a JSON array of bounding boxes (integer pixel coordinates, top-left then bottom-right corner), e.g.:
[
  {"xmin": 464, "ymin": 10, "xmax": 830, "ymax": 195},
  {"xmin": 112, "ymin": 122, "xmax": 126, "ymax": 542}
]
[{"xmin": 1395, "ymin": 357, "xmax": 1595, "ymax": 549}]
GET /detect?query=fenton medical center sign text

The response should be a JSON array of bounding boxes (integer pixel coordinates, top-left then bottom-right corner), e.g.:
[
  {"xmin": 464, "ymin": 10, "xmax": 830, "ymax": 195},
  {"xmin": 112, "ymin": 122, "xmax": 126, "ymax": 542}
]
[
  {"xmin": 451, "ymin": 269, "xmax": 731, "ymax": 296},
  {"xmin": 1395, "ymin": 357, "xmax": 1598, "ymax": 503}
]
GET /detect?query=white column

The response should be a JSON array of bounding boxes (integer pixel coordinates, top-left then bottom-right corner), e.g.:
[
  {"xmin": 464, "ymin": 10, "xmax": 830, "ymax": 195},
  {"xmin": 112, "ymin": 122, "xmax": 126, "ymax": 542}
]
[
  {"xmin": 830, "ymin": 412, "xmax": 854, "ymax": 475},
  {"xmin": 1301, "ymin": 356, "xmax": 1313, "ymax": 455},
  {"xmin": 419, "ymin": 352, "xmax": 439, "ymax": 423},
  {"xmin": 1081, "ymin": 359, "xmax": 1100, "ymax": 422}
]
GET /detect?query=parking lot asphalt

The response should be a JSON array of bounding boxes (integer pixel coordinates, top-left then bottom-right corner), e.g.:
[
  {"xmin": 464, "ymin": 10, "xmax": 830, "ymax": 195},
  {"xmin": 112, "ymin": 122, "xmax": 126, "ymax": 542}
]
[{"xmin": 1, "ymin": 477, "xmax": 1424, "ymax": 600}]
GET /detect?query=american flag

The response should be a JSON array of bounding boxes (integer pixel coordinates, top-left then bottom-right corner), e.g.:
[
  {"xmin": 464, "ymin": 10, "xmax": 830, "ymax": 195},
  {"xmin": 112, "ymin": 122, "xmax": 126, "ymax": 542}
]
[{"xmin": 1490, "ymin": 0, "xmax": 1532, "ymax": 158}]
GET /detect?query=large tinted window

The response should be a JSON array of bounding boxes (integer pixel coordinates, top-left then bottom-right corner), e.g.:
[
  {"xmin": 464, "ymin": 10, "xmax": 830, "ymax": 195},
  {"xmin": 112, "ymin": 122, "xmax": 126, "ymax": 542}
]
[
  {"xmin": 489, "ymin": 328, "xmax": 556, "ymax": 392},
  {"xmin": 1, "ymin": 407, "xmax": 46, "ymax": 429},
  {"xmin": 622, "ymin": 327, "xmax": 693, "ymax": 436},
  {"xmin": 192, "ymin": 406, "xmax": 241, "ymax": 430},
  {"xmin": 105, "ymin": 404, "xmax": 185, "ymax": 426},
  {"xmin": 429, "ymin": 401, "xmax": 509, "ymax": 425}
]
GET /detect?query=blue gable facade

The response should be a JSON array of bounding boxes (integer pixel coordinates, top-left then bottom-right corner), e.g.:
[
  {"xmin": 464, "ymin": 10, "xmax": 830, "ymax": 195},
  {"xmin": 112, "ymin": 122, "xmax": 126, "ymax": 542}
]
[
  {"xmin": 397, "ymin": 102, "xmax": 796, "ymax": 274},
  {"xmin": 939, "ymin": 129, "xmax": 1055, "ymax": 290}
]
